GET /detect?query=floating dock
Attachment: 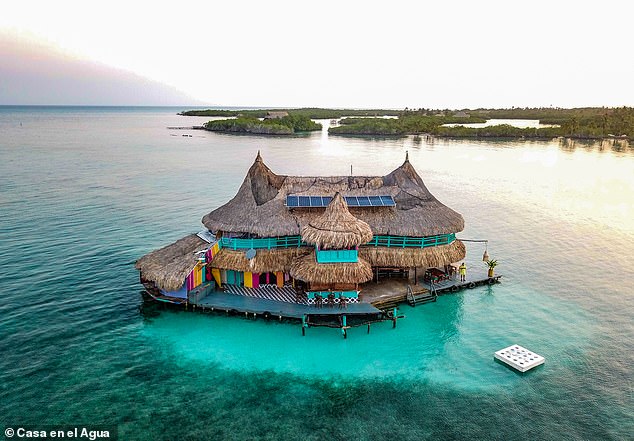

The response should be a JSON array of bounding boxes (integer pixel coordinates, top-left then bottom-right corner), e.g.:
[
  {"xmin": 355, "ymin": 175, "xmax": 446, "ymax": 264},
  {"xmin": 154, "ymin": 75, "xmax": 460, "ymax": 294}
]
[{"xmin": 494, "ymin": 344, "xmax": 544, "ymax": 372}]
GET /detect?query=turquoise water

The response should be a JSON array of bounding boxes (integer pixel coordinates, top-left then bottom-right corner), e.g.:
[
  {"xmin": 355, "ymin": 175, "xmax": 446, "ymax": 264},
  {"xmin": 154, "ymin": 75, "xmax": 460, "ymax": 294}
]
[{"xmin": 1, "ymin": 107, "xmax": 632, "ymax": 440}]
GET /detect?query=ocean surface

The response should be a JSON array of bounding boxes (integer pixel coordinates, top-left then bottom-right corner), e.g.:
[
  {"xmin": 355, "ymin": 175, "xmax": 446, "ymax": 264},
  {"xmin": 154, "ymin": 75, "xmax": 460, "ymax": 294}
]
[{"xmin": 0, "ymin": 106, "xmax": 632, "ymax": 440}]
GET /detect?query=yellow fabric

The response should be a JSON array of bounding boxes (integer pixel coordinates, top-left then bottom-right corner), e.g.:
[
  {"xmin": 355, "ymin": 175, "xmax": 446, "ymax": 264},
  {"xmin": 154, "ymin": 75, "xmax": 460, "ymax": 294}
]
[
  {"xmin": 244, "ymin": 271, "xmax": 253, "ymax": 288},
  {"xmin": 276, "ymin": 272, "xmax": 284, "ymax": 288},
  {"xmin": 211, "ymin": 268, "xmax": 222, "ymax": 287},
  {"xmin": 459, "ymin": 264, "xmax": 467, "ymax": 275}
]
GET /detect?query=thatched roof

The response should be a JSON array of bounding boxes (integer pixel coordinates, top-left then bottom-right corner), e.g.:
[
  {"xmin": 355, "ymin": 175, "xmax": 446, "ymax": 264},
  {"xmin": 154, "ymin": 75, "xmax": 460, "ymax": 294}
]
[
  {"xmin": 290, "ymin": 252, "xmax": 373, "ymax": 284},
  {"xmin": 135, "ymin": 234, "xmax": 208, "ymax": 291},
  {"xmin": 210, "ymin": 247, "xmax": 311, "ymax": 273},
  {"xmin": 202, "ymin": 152, "xmax": 464, "ymax": 237},
  {"xmin": 359, "ymin": 240, "xmax": 466, "ymax": 268},
  {"xmin": 301, "ymin": 192, "xmax": 373, "ymax": 249}
]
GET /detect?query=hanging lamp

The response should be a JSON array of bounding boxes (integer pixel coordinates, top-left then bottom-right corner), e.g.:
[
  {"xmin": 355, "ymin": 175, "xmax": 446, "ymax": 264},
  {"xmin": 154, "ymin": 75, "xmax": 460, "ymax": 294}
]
[{"xmin": 482, "ymin": 241, "xmax": 490, "ymax": 262}]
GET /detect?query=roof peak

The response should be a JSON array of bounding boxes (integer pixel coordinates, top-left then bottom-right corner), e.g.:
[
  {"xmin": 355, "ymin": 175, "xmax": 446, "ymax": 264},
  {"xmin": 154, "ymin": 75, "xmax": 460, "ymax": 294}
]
[{"xmin": 301, "ymin": 191, "xmax": 373, "ymax": 249}]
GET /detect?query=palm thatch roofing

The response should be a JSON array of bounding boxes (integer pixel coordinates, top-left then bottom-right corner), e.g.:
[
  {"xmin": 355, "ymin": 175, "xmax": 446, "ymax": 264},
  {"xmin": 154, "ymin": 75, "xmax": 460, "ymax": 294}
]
[
  {"xmin": 135, "ymin": 234, "xmax": 208, "ymax": 291},
  {"xmin": 210, "ymin": 247, "xmax": 311, "ymax": 273},
  {"xmin": 202, "ymin": 152, "xmax": 464, "ymax": 237},
  {"xmin": 301, "ymin": 192, "xmax": 373, "ymax": 249},
  {"xmin": 359, "ymin": 240, "xmax": 466, "ymax": 268},
  {"xmin": 290, "ymin": 252, "xmax": 373, "ymax": 284}
]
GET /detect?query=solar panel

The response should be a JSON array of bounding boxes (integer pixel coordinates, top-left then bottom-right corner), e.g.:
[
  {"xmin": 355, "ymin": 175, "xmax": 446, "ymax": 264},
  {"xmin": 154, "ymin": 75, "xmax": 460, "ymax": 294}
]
[
  {"xmin": 357, "ymin": 196, "xmax": 370, "ymax": 206},
  {"xmin": 286, "ymin": 195, "xmax": 395, "ymax": 208},
  {"xmin": 369, "ymin": 196, "xmax": 383, "ymax": 206},
  {"xmin": 346, "ymin": 196, "xmax": 359, "ymax": 206},
  {"xmin": 380, "ymin": 195, "xmax": 396, "ymax": 206}
]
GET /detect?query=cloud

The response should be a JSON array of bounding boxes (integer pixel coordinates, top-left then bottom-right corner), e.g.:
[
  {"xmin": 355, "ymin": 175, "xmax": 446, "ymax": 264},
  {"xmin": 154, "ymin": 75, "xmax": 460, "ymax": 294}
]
[{"xmin": 0, "ymin": 34, "xmax": 201, "ymax": 105}]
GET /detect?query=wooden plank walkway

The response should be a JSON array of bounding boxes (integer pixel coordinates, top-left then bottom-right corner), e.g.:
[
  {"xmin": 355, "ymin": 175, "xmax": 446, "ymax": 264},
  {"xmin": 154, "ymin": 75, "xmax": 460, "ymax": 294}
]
[
  {"xmin": 194, "ymin": 291, "xmax": 381, "ymax": 319},
  {"xmin": 431, "ymin": 274, "xmax": 502, "ymax": 294},
  {"xmin": 370, "ymin": 273, "xmax": 502, "ymax": 310}
]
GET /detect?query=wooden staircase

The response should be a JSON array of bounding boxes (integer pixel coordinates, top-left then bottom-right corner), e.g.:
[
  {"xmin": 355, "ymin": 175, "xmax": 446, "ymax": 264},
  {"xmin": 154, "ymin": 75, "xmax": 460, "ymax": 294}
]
[{"xmin": 407, "ymin": 284, "xmax": 437, "ymax": 306}]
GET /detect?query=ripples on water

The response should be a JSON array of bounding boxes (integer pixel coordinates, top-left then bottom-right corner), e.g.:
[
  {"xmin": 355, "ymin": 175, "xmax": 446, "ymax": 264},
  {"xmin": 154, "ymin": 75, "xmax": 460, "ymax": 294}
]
[{"xmin": 0, "ymin": 107, "xmax": 632, "ymax": 440}]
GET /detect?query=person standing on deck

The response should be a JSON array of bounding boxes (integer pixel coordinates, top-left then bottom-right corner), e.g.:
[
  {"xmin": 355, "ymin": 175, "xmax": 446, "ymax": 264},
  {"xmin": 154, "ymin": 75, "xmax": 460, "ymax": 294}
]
[{"xmin": 459, "ymin": 262, "xmax": 467, "ymax": 282}]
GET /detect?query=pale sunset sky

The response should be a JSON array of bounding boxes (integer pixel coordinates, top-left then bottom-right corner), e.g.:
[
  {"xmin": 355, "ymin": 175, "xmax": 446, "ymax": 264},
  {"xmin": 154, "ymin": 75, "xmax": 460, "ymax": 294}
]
[{"xmin": 1, "ymin": 0, "xmax": 632, "ymax": 108}]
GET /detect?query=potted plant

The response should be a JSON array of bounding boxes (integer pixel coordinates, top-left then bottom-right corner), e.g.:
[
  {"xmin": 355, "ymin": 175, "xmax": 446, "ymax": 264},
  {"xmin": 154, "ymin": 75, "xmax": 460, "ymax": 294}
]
[{"xmin": 485, "ymin": 259, "xmax": 498, "ymax": 277}]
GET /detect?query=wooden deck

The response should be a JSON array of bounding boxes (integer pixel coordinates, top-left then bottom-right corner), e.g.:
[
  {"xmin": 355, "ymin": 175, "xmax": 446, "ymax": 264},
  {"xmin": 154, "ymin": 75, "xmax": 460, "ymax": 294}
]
[
  {"xmin": 194, "ymin": 290, "xmax": 382, "ymax": 319},
  {"xmin": 432, "ymin": 274, "xmax": 502, "ymax": 294},
  {"xmin": 143, "ymin": 272, "xmax": 500, "ymax": 336},
  {"xmin": 366, "ymin": 273, "xmax": 503, "ymax": 310}
]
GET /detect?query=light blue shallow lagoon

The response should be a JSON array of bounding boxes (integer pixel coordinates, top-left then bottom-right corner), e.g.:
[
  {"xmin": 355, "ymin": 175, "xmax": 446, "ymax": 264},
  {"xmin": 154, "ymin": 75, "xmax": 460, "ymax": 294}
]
[{"xmin": 1, "ymin": 107, "xmax": 632, "ymax": 440}]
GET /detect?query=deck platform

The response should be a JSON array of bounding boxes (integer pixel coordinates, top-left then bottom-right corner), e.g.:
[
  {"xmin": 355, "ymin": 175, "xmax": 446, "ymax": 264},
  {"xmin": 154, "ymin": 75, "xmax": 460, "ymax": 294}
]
[
  {"xmin": 363, "ymin": 273, "xmax": 502, "ymax": 310},
  {"xmin": 431, "ymin": 273, "xmax": 502, "ymax": 294},
  {"xmin": 194, "ymin": 290, "xmax": 381, "ymax": 319}
]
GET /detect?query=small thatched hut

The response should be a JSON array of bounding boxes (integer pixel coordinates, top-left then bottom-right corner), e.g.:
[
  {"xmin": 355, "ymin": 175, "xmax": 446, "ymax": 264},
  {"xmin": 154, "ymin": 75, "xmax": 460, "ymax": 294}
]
[
  {"xmin": 290, "ymin": 193, "xmax": 374, "ymax": 298},
  {"xmin": 300, "ymin": 192, "xmax": 373, "ymax": 249},
  {"xmin": 136, "ymin": 151, "xmax": 466, "ymax": 304}
]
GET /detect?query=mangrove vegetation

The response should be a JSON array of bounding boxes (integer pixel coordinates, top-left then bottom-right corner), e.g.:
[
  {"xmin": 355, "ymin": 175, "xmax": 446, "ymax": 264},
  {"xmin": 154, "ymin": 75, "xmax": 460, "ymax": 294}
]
[
  {"xmin": 203, "ymin": 115, "xmax": 321, "ymax": 135},
  {"xmin": 182, "ymin": 106, "xmax": 634, "ymax": 140},
  {"xmin": 330, "ymin": 107, "xmax": 634, "ymax": 139}
]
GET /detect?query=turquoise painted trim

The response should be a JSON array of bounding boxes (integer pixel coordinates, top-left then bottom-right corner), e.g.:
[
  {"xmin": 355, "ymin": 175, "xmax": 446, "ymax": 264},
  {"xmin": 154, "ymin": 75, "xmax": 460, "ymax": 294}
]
[
  {"xmin": 306, "ymin": 290, "xmax": 359, "ymax": 299},
  {"xmin": 220, "ymin": 235, "xmax": 305, "ymax": 250},
  {"xmin": 316, "ymin": 249, "xmax": 358, "ymax": 263},
  {"xmin": 219, "ymin": 233, "xmax": 456, "ymax": 250},
  {"xmin": 363, "ymin": 233, "xmax": 456, "ymax": 248}
]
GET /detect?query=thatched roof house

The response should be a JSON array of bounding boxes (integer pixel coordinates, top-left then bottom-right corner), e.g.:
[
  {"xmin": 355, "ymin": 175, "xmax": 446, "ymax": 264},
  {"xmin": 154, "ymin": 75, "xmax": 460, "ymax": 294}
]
[
  {"xmin": 135, "ymin": 234, "xmax": 208, "ymax": 291},
  {"xmin": 137, "ymin": 152, "xmax": 466, "ymax": 295},
  {"xmin": 264, "ymin": 111, "xmax": 289, "ymax": 120},
  {"xmin": 202, "ymin": 152, "xmax": 464, "ymax": 237}
]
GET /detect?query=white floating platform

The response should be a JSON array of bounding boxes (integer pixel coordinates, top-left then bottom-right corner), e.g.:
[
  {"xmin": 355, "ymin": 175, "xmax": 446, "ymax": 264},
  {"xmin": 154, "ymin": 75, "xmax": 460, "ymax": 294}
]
[{"xmin": 494, "ymin": 344, "xmax": 544, "ymax": 372}]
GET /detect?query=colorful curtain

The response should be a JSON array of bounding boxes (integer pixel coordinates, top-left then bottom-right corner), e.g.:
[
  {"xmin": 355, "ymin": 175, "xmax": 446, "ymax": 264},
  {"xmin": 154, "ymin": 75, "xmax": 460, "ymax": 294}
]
[
  {"xmin": 212, "ymin": 268, "xmax": 222, "ymax": 287},
  {"xmin": 276, "ymin": 272, "xmax": 284, "ymax": 288},
  {"xmin": 244, "ymin": 271, "xmax": 253, "ymax": 288}
]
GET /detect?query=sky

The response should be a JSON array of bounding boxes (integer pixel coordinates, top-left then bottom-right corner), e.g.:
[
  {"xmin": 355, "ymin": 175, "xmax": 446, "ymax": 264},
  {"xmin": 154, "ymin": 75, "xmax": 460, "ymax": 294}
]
[{"xmin": 1, "ymin": 0, "xmax": 633, "ymax": 108}]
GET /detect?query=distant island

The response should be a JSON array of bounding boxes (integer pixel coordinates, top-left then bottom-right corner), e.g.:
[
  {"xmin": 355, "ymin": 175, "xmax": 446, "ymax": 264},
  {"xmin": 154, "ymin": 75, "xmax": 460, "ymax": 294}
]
[
  {"xmin": 180, "ymin": 107, "xmax": 634, "ymax": 140},
  {"xmin": 203, "ymin": 113, "xmax": 321, "ymax": 135},
  {"xmin": 179, "ymin": 108, "xmax": 400, "ymax": 119},
  {"xmin": 330, "ymin": 107, "xmax": 634, "ymax": 139}
]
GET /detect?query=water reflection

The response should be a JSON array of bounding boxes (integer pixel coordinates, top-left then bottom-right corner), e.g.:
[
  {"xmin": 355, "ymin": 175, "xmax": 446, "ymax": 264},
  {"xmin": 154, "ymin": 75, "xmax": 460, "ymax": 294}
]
[{"xmin": 558, "ymin": 137, "xmax": 631, "ymax": 153}]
